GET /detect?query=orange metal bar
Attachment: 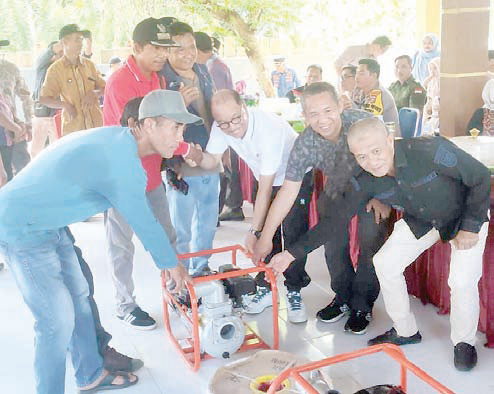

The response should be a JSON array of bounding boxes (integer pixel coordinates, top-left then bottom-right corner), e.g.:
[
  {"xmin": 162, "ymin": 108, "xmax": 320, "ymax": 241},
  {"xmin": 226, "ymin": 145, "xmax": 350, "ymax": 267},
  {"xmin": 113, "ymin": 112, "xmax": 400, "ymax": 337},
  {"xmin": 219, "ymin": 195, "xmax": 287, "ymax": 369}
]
[
  {"xmin": 266, "ymin": 344, "xmax": 454, "ymax": 394},
  {"xmin": 161, "ymin": 244, "xmax": 280, "ymax": 371}
]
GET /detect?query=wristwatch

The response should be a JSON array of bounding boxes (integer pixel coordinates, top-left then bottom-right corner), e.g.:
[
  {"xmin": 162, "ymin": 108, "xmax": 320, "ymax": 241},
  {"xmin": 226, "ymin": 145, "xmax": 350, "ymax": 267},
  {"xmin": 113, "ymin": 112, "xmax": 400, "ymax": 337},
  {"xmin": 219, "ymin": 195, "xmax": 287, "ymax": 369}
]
[{"xmin": 248, "ymin": 227, "xmax": 262, "ymax": 239}]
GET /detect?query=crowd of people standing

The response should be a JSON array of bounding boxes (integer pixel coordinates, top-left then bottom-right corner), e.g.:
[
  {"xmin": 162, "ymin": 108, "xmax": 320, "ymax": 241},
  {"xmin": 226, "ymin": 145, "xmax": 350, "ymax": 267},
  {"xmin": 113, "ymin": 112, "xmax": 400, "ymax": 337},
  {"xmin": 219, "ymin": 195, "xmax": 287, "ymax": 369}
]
[{"xmin": 0, "ymin": 16, "xmax": 492, "ymax": 394}]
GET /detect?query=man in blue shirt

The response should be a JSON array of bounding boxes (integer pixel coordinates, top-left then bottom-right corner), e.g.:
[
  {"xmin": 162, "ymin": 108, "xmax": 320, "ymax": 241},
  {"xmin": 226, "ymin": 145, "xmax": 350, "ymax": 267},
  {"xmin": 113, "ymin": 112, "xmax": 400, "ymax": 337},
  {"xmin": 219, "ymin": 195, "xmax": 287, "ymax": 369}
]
[
  {"xmin": 0, "ymin": 89, "xmax": 196, "ymax": 394},
  {"xmin": 271, "ymin": 56, "xmax": 301, "ymax": 98}
]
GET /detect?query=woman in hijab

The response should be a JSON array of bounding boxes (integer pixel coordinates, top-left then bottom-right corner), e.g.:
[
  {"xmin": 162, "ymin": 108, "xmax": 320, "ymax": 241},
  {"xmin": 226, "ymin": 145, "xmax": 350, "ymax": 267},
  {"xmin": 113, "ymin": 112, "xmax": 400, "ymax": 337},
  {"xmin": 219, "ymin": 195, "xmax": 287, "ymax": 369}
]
[
  {"xmin": 422, "ymin": 57, "xmax": 440, "ymax": 135},
  {"xmin": 412, "ymin": 33, "xmax": 440, "ymax": 86},
  {"xmin": 466, "ymin": 79, "xmax": 494, "ymax": 136}
]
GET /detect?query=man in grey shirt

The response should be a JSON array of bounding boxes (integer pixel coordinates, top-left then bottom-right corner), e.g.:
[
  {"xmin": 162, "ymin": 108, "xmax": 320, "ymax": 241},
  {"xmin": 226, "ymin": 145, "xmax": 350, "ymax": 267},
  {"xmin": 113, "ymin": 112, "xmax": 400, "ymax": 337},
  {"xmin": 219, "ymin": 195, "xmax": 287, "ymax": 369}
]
[{"xmin": 352, "ymin": 58, "xmax": 400, "ymax": 136}]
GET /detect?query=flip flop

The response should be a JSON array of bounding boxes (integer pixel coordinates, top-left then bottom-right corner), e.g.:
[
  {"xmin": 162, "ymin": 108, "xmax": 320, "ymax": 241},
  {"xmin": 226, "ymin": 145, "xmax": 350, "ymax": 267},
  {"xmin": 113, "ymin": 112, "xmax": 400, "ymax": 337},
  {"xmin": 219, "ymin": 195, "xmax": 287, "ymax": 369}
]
[{"xmin": 78, "ymin": 371, "xmax": 138, "ymax": 393}]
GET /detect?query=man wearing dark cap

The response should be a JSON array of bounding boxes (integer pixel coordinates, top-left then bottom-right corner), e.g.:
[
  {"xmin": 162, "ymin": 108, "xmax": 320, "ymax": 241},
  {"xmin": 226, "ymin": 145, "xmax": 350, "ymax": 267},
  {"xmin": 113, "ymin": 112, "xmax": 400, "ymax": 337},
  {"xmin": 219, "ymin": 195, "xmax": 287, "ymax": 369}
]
[
  {"xmin": 103, "ymin": 17, "xmax": 180, "ymax": 330},
  {"xmin": 107, "ymin": 56, "xmax": 122, "ymax": 79},
  {"xmin": 40, "ymin": 24, "xmax": 105, "ymax": 135},
  {"xmin": 271, "ymin": 56, "xmax": 300, "ymax": 97},
  {"xmin": 0, "ymin": 89, "xmax": 195, "ymax": 394}
]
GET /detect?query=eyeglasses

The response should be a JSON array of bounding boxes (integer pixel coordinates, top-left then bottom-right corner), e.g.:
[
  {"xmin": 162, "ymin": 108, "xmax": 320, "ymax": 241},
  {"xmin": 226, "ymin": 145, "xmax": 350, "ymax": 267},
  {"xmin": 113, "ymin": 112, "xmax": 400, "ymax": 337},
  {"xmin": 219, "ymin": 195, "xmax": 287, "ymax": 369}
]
[{"xmin": 216, "ymin": 113, "xmax": 242, "ymax": 130}]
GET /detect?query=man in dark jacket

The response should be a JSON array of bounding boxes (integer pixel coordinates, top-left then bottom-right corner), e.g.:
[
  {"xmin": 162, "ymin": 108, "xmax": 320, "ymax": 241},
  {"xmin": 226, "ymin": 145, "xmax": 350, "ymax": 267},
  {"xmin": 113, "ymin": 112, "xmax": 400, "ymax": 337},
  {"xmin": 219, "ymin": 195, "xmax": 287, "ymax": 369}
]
[{"xmin": 268, "ymin": 117, "xmax": 491, "ymax": 371}]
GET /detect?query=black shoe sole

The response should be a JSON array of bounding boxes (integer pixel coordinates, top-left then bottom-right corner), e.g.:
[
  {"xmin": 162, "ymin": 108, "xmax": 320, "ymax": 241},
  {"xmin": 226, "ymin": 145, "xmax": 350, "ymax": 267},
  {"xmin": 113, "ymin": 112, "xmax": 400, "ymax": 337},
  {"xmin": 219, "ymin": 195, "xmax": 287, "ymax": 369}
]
[
  {"xmin": 316, "ymin": 311, "xmax": 349, "ymax": 323},
  {"xmin": 368, "ymin": 336, "xmax": 422, "ymax": 346},
  {"xmin": 344, "ymin": 325, "xmax": 368, "ymax": 335}
]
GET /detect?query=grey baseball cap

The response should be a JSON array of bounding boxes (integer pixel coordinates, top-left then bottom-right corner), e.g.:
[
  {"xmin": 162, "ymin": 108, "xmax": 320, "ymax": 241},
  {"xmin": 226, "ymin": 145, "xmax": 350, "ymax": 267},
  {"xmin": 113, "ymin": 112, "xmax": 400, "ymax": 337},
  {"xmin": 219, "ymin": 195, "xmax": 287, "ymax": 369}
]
[{"xmin": 138, "ymin": 89, "xmax": 203, "ymax": 124}]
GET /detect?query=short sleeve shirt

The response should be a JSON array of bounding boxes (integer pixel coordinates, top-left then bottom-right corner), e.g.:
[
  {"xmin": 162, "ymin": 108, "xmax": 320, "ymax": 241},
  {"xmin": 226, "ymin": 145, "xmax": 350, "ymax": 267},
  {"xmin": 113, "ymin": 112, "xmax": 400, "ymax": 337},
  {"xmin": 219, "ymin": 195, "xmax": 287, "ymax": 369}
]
[
  {"xmin": 352, "ymin": 83, "xmax": 401, "ymax": 136},
  {"xmin": 41, "ymin": 56, "xmax": 105, "ymax": 134},
  {"xmin": 206, "ymin": 108, "xmax": 298, "ymax": 186},
  {"xmin": 285, "ymin": 109, "xmax": 372, "ymax": 199}
]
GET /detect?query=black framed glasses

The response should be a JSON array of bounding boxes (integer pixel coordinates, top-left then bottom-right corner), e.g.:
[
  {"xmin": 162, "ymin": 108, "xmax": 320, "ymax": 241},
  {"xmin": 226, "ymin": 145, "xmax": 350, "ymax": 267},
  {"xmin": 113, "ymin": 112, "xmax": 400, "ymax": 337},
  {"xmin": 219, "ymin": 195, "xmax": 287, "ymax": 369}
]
[{"xmin": 216, "ymin": 113, "xmax": 242, "ymax": 130}]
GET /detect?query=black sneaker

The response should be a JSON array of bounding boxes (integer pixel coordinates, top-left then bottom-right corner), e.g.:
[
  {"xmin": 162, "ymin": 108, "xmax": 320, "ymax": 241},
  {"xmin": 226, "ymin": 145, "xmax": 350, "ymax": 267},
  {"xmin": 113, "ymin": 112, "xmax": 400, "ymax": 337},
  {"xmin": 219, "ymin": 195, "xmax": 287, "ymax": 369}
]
[
  {"xmin": 219, "ymin": 208, "xmax": 245, "ymax": 221},
  {"xmin": 316, "ymin": 299, "xmax": 350, "ymax": 323},
  {"xmin": 368, "ymin": 327, "xmax": 422, "ymax": 346},
  {"xmin": 102, "ymin": 346, "xmax": 144, "ymax": 373},
  {"xmin": 344, "ymin": 310, "xmax": 372, "ymax": 335},
  {"xmin": 454, "ymin": 342, "xmax": 477, "ymax": 371},
  {"xmin": 118, "ymin": 306, "xmax": 157, "ymax": 330}
]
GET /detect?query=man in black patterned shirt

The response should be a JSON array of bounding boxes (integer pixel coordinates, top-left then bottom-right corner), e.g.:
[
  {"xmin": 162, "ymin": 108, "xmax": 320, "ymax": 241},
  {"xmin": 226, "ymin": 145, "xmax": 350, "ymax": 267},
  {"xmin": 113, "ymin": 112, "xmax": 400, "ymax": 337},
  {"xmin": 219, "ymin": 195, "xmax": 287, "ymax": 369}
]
[{"xmin": 252, "ymin": 82, "xmax": 390, "ymax": 334}]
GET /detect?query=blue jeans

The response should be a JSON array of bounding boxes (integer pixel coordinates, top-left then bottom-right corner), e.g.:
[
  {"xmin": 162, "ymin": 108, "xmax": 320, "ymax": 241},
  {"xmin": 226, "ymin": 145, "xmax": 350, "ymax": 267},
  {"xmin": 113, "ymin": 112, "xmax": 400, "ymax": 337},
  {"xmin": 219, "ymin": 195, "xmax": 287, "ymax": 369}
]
[
  {"xmin": 0, "ymin": 228, "xmax": 104, "ymax": 394},
  {"xmin": 166, "ymin": 174, "xmax": 219, "ymax": 274},
  {"xmin": 68, "ymin": 229, "xmax": 112, "ymax": 351}
]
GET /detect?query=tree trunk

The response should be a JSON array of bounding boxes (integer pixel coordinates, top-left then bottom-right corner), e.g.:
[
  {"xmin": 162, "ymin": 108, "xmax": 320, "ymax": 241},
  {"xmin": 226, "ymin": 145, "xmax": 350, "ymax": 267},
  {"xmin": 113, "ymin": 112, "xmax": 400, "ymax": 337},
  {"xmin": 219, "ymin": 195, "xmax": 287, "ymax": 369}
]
[{"xmin": 208, "ymin": 8, "xmax": 275, "ymax": 97}]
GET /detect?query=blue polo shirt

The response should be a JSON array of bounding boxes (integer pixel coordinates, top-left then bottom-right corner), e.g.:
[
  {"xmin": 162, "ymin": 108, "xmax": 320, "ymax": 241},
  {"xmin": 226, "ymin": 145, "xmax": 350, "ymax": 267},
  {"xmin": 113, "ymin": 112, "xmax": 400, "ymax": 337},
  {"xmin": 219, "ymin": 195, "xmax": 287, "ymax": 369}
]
[{"xmin": 0, "ymin": 126, "xmax": 178, "ymax": 270}]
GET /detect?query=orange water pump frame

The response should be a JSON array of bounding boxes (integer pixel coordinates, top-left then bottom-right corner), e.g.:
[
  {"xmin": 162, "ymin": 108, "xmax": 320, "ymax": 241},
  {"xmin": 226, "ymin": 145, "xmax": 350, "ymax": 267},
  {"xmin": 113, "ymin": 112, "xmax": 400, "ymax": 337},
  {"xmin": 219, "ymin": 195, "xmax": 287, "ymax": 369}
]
[
  {"xmin": 161, "ymin": 244, "xmax": 280, "ymax": 372},
  {"xmin": 266, "ymin": 343, "xmax": 454, "ymax": 394}
]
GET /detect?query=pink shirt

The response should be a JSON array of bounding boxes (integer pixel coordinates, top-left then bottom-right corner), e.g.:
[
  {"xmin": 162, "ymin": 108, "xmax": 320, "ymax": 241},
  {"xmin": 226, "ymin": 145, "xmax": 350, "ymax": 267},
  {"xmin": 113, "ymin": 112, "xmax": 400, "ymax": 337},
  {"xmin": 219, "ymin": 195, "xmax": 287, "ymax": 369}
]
[{"xmin": 103, "ymin": 55, "xmax": 165, "ymax": 191}]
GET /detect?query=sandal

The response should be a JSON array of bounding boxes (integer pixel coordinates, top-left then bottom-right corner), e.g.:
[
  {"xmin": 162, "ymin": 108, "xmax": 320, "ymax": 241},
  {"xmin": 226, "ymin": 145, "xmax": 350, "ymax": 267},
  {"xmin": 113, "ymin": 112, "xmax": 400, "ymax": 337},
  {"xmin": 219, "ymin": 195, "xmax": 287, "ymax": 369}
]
[{"xmin": 78, "ymin": 371, "xmax": 138, "ymax": 393}]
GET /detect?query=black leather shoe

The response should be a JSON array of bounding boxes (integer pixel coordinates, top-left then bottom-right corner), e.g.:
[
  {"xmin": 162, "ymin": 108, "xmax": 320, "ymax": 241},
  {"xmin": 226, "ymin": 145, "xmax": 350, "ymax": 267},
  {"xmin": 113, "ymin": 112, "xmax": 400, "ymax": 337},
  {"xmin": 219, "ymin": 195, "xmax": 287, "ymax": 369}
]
[
  {"xmin": 454, "ymin": 342, "xmax": 477, "ymax": 371},
  {"xmin": 368, "ymin": 327, "xmax": 422, "ymax": 346},
  {"xmin": 219, "ymin": 208, "xmax": 245, "ymax": 221}
]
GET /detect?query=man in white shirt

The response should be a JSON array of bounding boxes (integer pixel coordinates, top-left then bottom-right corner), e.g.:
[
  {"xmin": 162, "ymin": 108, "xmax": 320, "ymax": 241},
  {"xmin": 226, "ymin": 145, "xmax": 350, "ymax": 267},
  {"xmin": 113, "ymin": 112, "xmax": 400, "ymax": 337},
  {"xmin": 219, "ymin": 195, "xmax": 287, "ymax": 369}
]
[{"xmin": 193, "ymin": 89, "xmax": 314, "ymax": 323}]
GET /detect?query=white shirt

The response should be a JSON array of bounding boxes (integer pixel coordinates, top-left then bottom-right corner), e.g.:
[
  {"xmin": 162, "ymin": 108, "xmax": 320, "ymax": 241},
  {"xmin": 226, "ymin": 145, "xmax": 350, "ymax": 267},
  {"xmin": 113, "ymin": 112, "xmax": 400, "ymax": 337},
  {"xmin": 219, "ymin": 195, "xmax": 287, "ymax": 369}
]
[{"xmin": 207, "ymin": 108, "xmax": 298, "ymax": 186}]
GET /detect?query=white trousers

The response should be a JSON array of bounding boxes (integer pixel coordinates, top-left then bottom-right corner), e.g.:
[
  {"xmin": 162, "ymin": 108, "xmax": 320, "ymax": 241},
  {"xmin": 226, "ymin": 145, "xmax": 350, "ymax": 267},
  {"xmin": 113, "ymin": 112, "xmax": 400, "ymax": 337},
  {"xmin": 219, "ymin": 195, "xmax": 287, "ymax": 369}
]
[{"xmin": 374, "ymin": 217, "xmax": 489, "ymax": 346}]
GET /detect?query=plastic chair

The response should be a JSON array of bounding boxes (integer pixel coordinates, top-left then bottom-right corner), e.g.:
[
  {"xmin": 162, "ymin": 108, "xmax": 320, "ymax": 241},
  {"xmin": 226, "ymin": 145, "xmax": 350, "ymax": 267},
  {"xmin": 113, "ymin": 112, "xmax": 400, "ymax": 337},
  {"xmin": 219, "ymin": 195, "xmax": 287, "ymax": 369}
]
[{"xmin": 399, "ymin": 107, "xmax": 420, "ymax": 138}]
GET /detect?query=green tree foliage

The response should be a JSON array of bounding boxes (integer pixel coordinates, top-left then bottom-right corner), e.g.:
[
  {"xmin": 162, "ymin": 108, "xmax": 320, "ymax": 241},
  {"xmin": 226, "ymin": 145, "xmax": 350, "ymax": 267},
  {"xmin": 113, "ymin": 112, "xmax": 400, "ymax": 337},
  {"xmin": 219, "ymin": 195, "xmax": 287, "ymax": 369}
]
[
  {"xmin": 175, "ymin": 0, "xmax": 304, "ymax": 96},
  {"xmin": 0, "ymin": 0, "xmax": 302, "ymax": 96},
  {"xmin": 0, "ymin": 0, "xmax": 450, "ymax": 95}
]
